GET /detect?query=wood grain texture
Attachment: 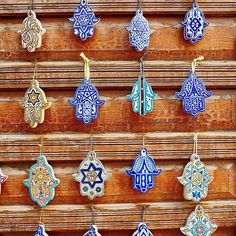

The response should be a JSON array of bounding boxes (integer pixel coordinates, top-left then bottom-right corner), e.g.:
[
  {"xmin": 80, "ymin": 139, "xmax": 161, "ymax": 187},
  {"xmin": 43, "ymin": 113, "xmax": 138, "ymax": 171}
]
[{"xmin": 0, "ymin": 0, "xmax": 236, "ymax": 15}]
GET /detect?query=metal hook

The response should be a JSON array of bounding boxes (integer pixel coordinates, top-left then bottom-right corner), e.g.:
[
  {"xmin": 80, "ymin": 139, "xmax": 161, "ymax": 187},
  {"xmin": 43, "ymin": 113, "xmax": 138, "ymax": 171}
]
[
  {"xmin": 90, "ymin": 204, "xmax": 95, "ymax": 225},
  {"xmin": 141, "ymin": 204, "xmax": 150, "ymax": 222},
  {"xmin": 193, "ymin": 132, "xmax": 198, "ymax": 155},
  {"xmin": 191, "ymin": 56, "xmax": 204, "ymax": 74},
  {"xmin": 39, "ymin": 134, "xmax": 43, "ymax": 155},
  {"xmin": 80, "ymin": 52, "xmax": 90, "ymax": 81},
  {"xmin": 140, "ymin": 51, "xmax": 148, "ymax": 77}
]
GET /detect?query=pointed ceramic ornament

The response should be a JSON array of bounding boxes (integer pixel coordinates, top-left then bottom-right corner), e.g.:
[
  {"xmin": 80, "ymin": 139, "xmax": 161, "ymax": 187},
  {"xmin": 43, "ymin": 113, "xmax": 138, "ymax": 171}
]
[
  {"xmin": 69, "ymin": 0, "xmax": 99, "ymax": 40},
  {"xmin": 24, "ymin": 155, "xmax": 60, "ymax": 207},
  {"xmin": 182, "ymin": 1, "xmax": 208, "ymax": 43},
  {"xmin": 181, "ymin": 205, "xmax": 218, "ymax": 236},
  {"xmin": 0, "ymin": 168, "xmax": 8, "ymax": 195},
  {"xmin": 33, "ymin": 224, "xmax": 48, "ymax": 236},
  {"xmin": 132, "ymin": 222, "xmax": 153, "ymax": 236},
  {"xmin": 126, "ymin": 147, "xmax": 162, "ymax": 193},
  {"xmin": 73, "ymin": 151, "xmax": 111, "ymax": 199},
  {"xmin": 19, "ymin": 10, "xmax": 46, "ymax": 52},
  {"xmin": 83, "ymin": 224, "xmax": 102, "ymax": 236}
]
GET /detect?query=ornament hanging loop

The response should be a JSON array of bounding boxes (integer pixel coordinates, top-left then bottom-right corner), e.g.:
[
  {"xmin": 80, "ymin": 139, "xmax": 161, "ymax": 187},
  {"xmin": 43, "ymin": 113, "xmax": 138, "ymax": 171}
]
[
  {"xmin": 39, "ymin": 134, "xmax": 44, "ymax": 155},
  {"xmin": 141, "ymin": 204, "xmax": 150, "ymax": 222},
  {"xmin": 140, "ymin": 51, "xmax": 148, "ymax": 77},
  {"xmin": 193, "ymin": 132, "xmax": 198, "ymax": 155},
  {"xmin": 90, "ymin": 204, "xmax": 95, "ymax": 225},
  {"xmin": 191, "ymin": 56, "xmax": 204, "ymax": 74},
  {"xmin": 80, "ymin": 52, "xmax": 90, "ymax": 81}
]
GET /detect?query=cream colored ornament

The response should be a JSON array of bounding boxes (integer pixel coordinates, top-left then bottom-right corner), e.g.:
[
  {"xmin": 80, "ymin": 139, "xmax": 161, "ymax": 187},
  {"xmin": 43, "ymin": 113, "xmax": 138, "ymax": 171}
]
[{"xmin": 18, "ymin": 10, "xmax": 46, "ymax": 52}]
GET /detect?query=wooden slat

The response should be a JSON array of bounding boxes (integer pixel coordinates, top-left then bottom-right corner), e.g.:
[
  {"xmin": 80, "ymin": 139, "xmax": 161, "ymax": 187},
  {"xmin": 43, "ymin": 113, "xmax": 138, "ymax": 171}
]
[
  {"xmin": 0, "ymin": 0, "xmax": 235, "ymax": 15},
  {"xmin": 1, "ymin": 60, "xmax": 236, "ymax": 90},
  {"xmin": 0, "ymin": 201, "xmax": 235, "ymax": 232}
]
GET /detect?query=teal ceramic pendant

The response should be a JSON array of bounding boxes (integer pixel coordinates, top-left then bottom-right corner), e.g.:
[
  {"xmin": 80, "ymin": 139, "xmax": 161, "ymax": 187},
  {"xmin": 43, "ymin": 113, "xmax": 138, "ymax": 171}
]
[
  {"xmin": 181, "ymin": 205, "xmax": 218, "ymax": 236},
  {"xmin": 83, "ymin": 225, "xmax": 101, "ymax": 236},
  {"xmin": 132, "ymin": 222, "xmax": 153, "ymax": 236},
  {"xmin": 24, "ymin": 155, "xmax": 60, "ymax": 207},
  {"xmin": 178, "ymin": 154, "xmax": 213, "ymax": 202}
]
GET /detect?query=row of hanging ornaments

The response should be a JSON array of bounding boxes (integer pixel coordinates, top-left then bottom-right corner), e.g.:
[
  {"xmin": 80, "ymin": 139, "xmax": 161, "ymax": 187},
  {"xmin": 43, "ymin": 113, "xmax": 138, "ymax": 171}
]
[{"xmin": 0, "ymin": 133, "xmax": 217, "ymax": 236}]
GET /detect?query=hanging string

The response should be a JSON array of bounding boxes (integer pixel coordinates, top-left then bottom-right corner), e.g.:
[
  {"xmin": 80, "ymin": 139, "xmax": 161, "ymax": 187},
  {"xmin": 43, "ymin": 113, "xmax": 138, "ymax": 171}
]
[
  {"xmin": 32, "ymin": 58, "xmax": 38, "ymax": 83},
  {"xmin": 193, "ymin": 132, "xmax": 198, "ymax": 155},
  {"xmin": 141, "ymin": 204, "xmax": 150, "ymax": 222},
  {"xmin": 80, "ymin": 52, "xmax": 90, "ymax": 81},
  {"xmin": 29, "ymin": 0, "xmax": 34, "ymax": 13},
  {"xmin": 142, "ymin": 132, "xmax": 145, "ymax": 148},
  {"xmin": 39, "ymin": 134, "xmax": 43, "ymax": 155},
  {"xmin": 39, "ymin": 209, "xmax": 44, "ymax": 225},
  {"xmin": 137, "ymin": 0, "xmax": 142, "ymax": 11},
  {"xmin": 90, "ymin": 131, "xmax": 93, "ymax": 151},
  {"xmin": 140, "ymin": 51, "xmax": 148, "ymax": 77},
  {"xmin": 191, "ymin": 56, "xmax": 204, "ymax": 74},
  {"xmin": 90, "ymin": 204, "xmax": 95, "ymax": 225}
]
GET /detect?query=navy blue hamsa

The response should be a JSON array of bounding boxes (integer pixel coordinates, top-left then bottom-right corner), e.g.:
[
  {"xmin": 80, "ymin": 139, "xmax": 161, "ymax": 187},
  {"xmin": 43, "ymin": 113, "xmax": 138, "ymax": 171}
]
[
  {"xmin": 176, "ymin": 70, "xmax": 211, "ymax": 117},
  {"xmin": 69, "ymin": 0, "xmax": 99, "ymax": 41},
  {"xmin": 83, "ymin": 225, "xmax": 101, "ymax": 236},
  {"xmin": 132, "ymin": 222, "xmax": 153, "ymax": 236},
  {"xmin": 126, "ymin": 147, "xmax": 162, "ymax": 193},
  {"xmin": 127, "ymin": 9, "xmax": 153, "ymax": 51},
  {"xmin": 33, "ymin": 224, "xmax": 48, "ymax": 236},
  {"xmin": 182, "ymin": 1, "xmax": 208, "ymax": 43},
  {"xmin": 69, "ymin": 78, "xmax": 105, "ymax": 124}
]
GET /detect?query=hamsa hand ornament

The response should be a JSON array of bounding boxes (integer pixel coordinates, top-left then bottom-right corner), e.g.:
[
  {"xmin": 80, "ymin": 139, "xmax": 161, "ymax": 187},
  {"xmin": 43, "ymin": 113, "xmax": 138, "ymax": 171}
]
[
  {"xmin": 127, "ymin": 9, "xmax": 153, "ymax": 51},
  {"xmin": 182, "ymin": 1, "xmax": 208, "ymax": 43},
  {"xmin": 132, "ymin": 222, "xmax": 153, "ymax": 236},
  {"xmin": 20, "ymin": 79, "xmax": 51, "ymax": 128},
  {"xmin": 73, "ymin": 151, "xmax": 111, "ymax": 200},
  {"xmin": 24, "ymin": 155, "xmax": 60, "ymax": 208},
  {"xmin": 19, "ymin": 10, "xmax": 46, "ymax": 52},
  {"xmin": 178, "ymin": 154, "xmax": 213, "ymax": 202},
  {"xmin": 83, "ymin": 225, "xmax": 102, "ymax": 236},
  {"xmin": 33, "ymin": 224, "xmax": 48, "ymax": 236},
  {"xmin": 69, "ymin": 0, "xmax": 99, "ymax": 40},
  {"xmin": 181, "ymin": 205, "xmax": 218, "ymax": 236},
  {"xmin": 0, "ymin": 168, "xmax": 8, "ymax": 195},
  {"xmin": 126, "ymin": 147, "xmax": 162, "ymax": 193}
]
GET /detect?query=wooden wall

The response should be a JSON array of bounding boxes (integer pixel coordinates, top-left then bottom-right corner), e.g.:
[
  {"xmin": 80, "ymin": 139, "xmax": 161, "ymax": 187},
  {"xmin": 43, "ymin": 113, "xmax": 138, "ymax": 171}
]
[{"xmin": 0, "ymin": 0, "xmax": 235, "ymax": 235}]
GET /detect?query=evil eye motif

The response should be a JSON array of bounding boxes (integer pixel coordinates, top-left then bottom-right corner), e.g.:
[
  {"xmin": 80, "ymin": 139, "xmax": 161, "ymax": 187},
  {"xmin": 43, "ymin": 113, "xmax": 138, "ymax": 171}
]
[
  {"xmin": 182, "ymin": 1, "xmax": 208, "ymax": 43},
  {"xmin": 132, "ymin": 222, "xmax": 153, "ymax": 236},
  {"xmin": 33, "ymin": 224, "xmax": 48, "ymax": 236},
  {"xmin": 128, "ymin": 75, "xmax": 157, "ymax": 116},
  {"xmin": 83, "ymin": 225, "xmax": 102, "ymax": 236},
  {"xmin": 69, "ymin": 0, "xmax": 99, "ymax": 40},
  {"xmin": 69, "ymin": 78, "xmax": 105, "ymax": 124},
  {"xmin": 181, "ymin": 205, "xmax": 218, "ymax": 236},
  {"xmin": 0, "ymin": 168, "xmax": 8, "ymax": 195},
  {"xmin": 20, "ymin": 79, "xmax": 51, "ymax": 128},
  {"xmin": 18, "ymin": 10, "xmax": 46, "ymax": 52},
  {"xmin": 127, "ymin": 9, "xmax": 153, "ymax": 51},
  {"xmin": 176, "ymin": 70, "xmax": 212, "ymax": 117},
  {"xmin": 126, "ymin": 147, "xmax": 162, "ymax": 193},
  {"xmin": 24, "ymin": 155, "xmax": 60, "ymax": 207},
  {"xmin": 178, "ymin": 154, "xmax": 213, "ymax": 202},
  {"xmin": 73, "ymin": 151, "xmax": 111, "ymax": 200}
]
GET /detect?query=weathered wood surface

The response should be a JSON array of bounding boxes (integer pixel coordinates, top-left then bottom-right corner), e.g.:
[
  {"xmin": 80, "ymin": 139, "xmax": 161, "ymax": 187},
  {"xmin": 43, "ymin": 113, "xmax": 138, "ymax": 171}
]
[
  {"xmin": 1, "ymin": 60, "xmax": 236, "ymax": 89},
  {"xmin": 0, "ymin": 0, "xmax": 236, "ymax": 15}
]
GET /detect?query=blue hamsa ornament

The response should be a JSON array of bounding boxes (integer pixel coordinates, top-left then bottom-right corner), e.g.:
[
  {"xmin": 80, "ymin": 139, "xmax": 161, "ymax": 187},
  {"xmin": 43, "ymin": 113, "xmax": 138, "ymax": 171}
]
[
  {"xmin": 83, "ymin": 225, "xmax": 101, "ymax": 236},
  {"xmin": 69, "ymin": 78, "xmax": 105, "ymax": 124},
  {"xmin": 176, "ymin": 70, "xmax": 212, "ymax": 117},
  {"xmin": 132, "ymin": 222, "xmax": 153, "ymax": 236},
  {"xmin": 126, "ymin": 147, "xmax": 162, "ymax": 193},
  {"xmin": 182, "ymin": 1, "xmax": 208, "ymax": 43},
  {"xmin": 178, "ymin": 154, "xmax": 213, "ymax": 202},
  {"xmin": 128, "ymin": 75, "xmax": 157, "ymax": 116},
  {"xmin": 33, "ymin": 224, "xmax": 48, "ymax": 236},
  {"xmin": 69, "ymin": 0, "xmax": 99, "ymax": 40},
  {"xmin": 181, "ymin": 205, "xmax": 218, "ymax": 236},
  {"xmin": 127, "ymin": 9, "xmax": 153, "ymax": 51}
]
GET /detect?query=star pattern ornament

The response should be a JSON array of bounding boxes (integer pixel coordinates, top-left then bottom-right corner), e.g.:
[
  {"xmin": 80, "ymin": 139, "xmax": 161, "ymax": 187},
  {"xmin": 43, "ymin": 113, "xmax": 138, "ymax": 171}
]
[
  {"xmin": 33, "ymin": 224, "xmax": 48, "ymax": 236},
  {"xmin": 178, "ymin": 154, "xmax": 213, "ymax": 202},
  {"xmin": 182, "ymin": 1, "xmax": 208, "ymax": 43},
  {"xmin": 181, "ymin": 205, "xmax": 218, "ymax": 236},
  {"xmin": 127, "ymin": 9, "xmax": 153, "ymax": 51},
  {"xmin": 83, "ymin": 225, "xmax": 102, "ymax": 236},
  {"xmin": 23, "ymin": 155, "xmax": 60, "ymax": 208},
  {"xmin": 73, "ymin": 151, "xmax": 111, "ymax": 200},
  {"xmin": 126, "ymin": 147, "xmax": 162, "ymax": 193},
  {"xmin": 20, "ymin": 79, "xmax": 51, "ymax": 128},
  {"xmin": 18, "ymin": 10, "xmax": 46, "ymax": 52},
  {"xmin": 69, "ymin": 78, "xmax": 105, "ymax": 124},
  {"xmin": 0, "ymin": 168, "xmax": 8, "ymax": 195},
  {"xmin": 132, "ymin": 222, "xmax": 153, "ymax": 236},
  {"xmin": 69, "ymin": 0, "xmax": 99, "ymax": 40}
]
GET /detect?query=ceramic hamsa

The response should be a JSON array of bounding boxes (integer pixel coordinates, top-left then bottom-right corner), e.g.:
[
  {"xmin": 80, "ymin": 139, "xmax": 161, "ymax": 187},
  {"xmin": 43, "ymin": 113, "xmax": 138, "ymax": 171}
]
[
  {"xmin": 178, "ymin": 154, "xmax": 213, "ymax": 202},
  {"xmin": 0, "ymin": 168, "xmax": 8, "ymax": 195},
  {"xmin": 20, "ymin": 79, "xmax": 51, "ymax": 128},
  {"xmin": 73, "ymin": 151, "xmax": 111, "ymax": 200},
  {"xmin": 181, "ymin": 205, "xmax": 218, "ymax": 236},
  {"xmin": 182, "ymin": 1, "xmax": 208, "ymax": 43},
  {"xmin": 132, "ymin": 222, "xmax": 153, "ymax": 236},
  {"xmin": 69, "ymin": 0, "xmax": 99, "ymax": 40},
  {"xmin": 126, "ymin": 147, "xmax": 162, "ymax": 193},
  {"xmin": 127, "ymin": 9, "xmax": 153, "ymax": 51},
  {"xmin": 83, "ymin": 225, "xmax": 101, "ymax": 236},
  {"xmin": 128, "ymin": 75, "xmax": 157, "ymax": 115},
  {"xmin": 33, "ymin": 224, "xmax": 48, "ymax": 236},
  {"xmin": 69, "ymin": 78, "xmax": 105, "ymax": 124},
  {"xmin": 18, "ymin": 10, "xmax": 46, "ymax": 52},
  {"xmin": 24, "ymin": 155, "xmax": 60, "ymax": 207},
  {"xmin": 176, "ymin": 70, "xmax": 211, "ymax": 116}
]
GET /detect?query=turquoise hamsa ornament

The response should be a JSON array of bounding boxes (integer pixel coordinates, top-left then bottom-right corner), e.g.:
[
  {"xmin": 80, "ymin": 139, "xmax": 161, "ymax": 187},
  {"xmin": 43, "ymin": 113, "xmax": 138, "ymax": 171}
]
[
  {"xmin": 33, "ymin": 224, "xmax": 48, "ymax": 236},
  {"xmin": 83, "ymin": 225, "xmax": 101, "ymax": 236},
  {"xmin": 24, "ymin": 155, "xmax": 60, "ymax": 207},
  {"xmin": 178, "ymin": 153, "xmax": 213, "ymax": 202},
  {"xmin": 181, "ymin": 205, "xmax": 218, "ymax": 236},
  {"xmin": 132, "ymin": 222, "xmax": 153, "ymax": 236}
]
